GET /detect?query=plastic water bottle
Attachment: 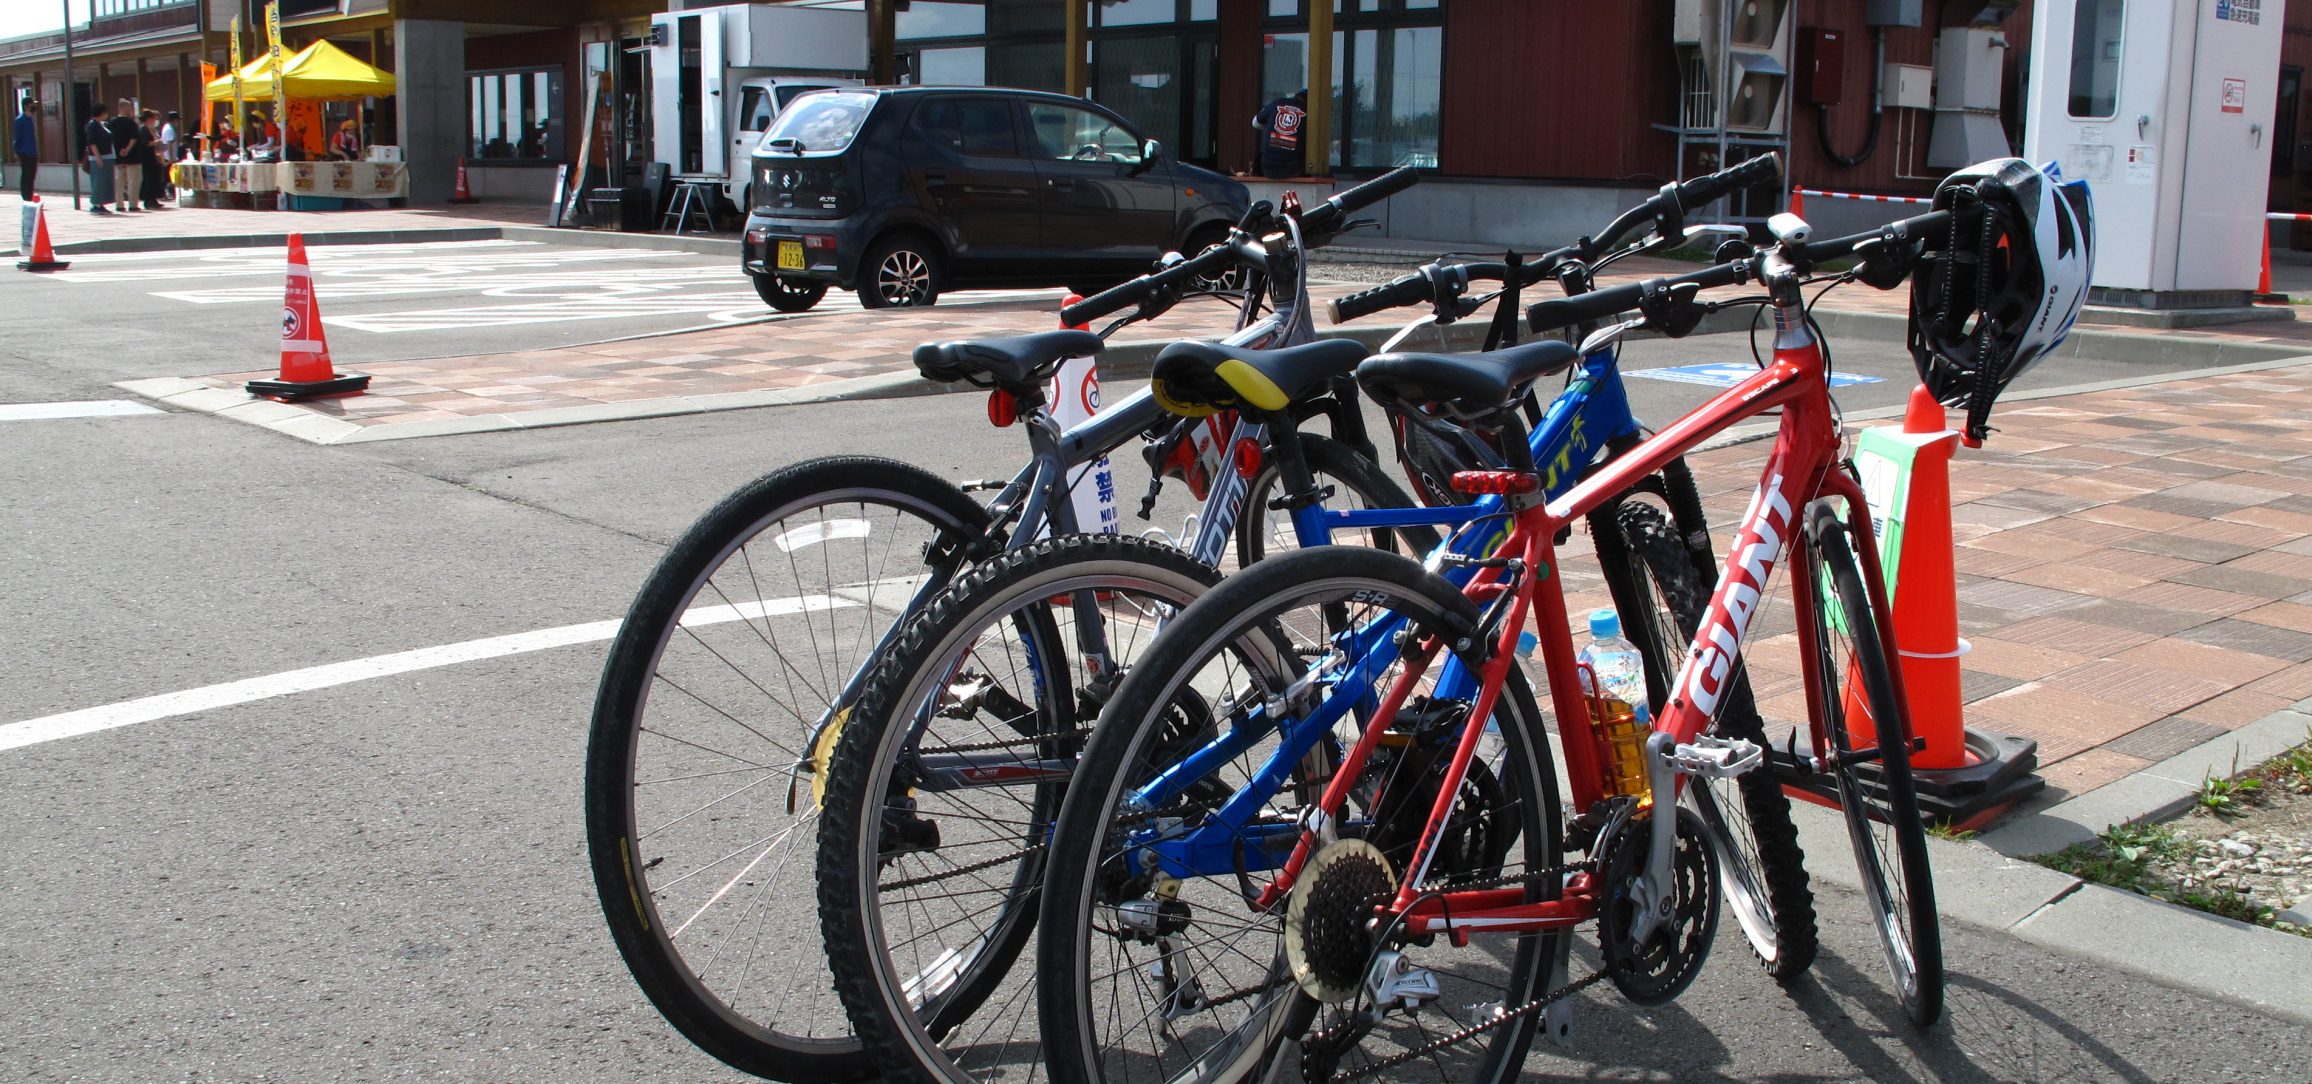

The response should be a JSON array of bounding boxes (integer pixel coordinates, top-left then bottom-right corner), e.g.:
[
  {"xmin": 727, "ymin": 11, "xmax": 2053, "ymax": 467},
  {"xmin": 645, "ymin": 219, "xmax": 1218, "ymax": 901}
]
[{"xmin": 1576, "ymin": 610, "xmax": 1651, "ymax": 797}]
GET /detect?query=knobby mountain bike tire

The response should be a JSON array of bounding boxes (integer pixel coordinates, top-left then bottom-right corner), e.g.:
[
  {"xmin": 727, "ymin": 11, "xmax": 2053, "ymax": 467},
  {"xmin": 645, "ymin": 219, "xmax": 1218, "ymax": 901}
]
[
  {"xmin": 818, "ymin": 533, "xmax": 1223, "ymax": 1084},
  {"xmin": 1039, "ymin": 546, "xmax": 1565, "ymax": 1084},
  {"xmin": 1237, "ymin": 433, "xmax": 1444, "ymax": 566},
  {"xmin": 1590, "ymin": 497, "xmax": 1819, "ymax": 979},
  {"xmin": 586, "ymin": 455, "xmax": 989, "ymax": 1082},
  {"xmin": 1802, "ymin": 498, "xmax": 1943, "ymax": 1028}
]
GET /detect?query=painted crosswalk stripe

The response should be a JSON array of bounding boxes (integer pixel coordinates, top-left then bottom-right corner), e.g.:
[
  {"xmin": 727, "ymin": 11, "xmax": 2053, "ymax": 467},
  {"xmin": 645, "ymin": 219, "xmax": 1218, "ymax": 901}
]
[
  {"xmin": 0, "ymin": 594, "xmax": 854, "ymax": 753},
  {"xmin": 0, "ymin": 400, "xmax": 165, "ymax": 421}
]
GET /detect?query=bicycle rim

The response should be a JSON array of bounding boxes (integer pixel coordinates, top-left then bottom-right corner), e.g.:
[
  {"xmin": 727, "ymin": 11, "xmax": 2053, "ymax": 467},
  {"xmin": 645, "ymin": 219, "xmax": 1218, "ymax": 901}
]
[
  {"xmin": 1806, "ymin": 506, "xmax": 1943, "ymax": 1027},
  {"xmin": 822, "ymin": 536, "xmax": 1219, "ymax": 1084},
  {"xmin": 587, "ymin": 458, "xmax": 984, "ymax": 1079}
]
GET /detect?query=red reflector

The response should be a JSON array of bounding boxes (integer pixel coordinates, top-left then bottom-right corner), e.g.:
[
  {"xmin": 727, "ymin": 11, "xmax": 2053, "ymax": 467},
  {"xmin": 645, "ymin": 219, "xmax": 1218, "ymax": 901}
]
[
  {"xmin": 988, "ymin": 390, "xmax": 1017, "ymax": 428},
  {"xmin": 1233, "ymin": 437, "xmax": 1263, "ymax": 479},
  {"xmin": 1450, "ymin": 471, "xmax": 1539, "ymax": 495},
  {"xmin": 805, "ymin": 234, "xmax": 836, "ymax": 250},
  {"xmin": 745, "ymin": 228, "xmax": 770, "ymax": 244}
]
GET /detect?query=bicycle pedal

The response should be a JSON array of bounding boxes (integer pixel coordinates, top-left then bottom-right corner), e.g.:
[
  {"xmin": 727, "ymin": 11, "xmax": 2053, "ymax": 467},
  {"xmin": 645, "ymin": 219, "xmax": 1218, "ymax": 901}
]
[{"xmin": 1668, "ymin": 736, "xmax": 1763, "ymax": 779}]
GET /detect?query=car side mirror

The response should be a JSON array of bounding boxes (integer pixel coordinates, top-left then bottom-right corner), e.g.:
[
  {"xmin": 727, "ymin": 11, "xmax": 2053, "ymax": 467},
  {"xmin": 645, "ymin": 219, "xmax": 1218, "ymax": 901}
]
[{"xmin": 1132, "ymin": 139, "xmax": 1162, "ymax": 174}]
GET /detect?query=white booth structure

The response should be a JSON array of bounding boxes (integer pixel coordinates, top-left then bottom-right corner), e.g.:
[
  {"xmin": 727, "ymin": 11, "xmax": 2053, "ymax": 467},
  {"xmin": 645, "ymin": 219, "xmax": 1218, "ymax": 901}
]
[{"xmin": 2023, "ymin": 0, "xmax": 2283, "ymax": 315}]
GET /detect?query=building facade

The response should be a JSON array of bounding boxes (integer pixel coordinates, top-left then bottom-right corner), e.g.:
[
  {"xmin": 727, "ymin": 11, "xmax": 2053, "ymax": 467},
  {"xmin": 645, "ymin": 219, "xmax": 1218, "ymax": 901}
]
[{"xmin": 5, "ymin": 1, "xmax": 2059, "ymax": 244}]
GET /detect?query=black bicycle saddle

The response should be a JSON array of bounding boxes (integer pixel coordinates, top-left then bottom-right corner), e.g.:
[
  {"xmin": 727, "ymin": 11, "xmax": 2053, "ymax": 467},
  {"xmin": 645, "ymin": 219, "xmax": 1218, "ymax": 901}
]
[
  {"xmin": 1148, "ymin": 338, "xmax": 1370, "ymax": 417},
  {"xmin": 1355, "ymin": 339, "xmax": 1580, "ymax": 416},
  {"xmin": 913, "ymin": 330, "xmax": 1104, "ymax": 388}
]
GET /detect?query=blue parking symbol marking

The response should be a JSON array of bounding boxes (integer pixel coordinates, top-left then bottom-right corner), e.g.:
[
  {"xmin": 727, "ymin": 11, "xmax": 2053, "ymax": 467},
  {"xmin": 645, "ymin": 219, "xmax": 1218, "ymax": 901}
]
[{"xmin": 1625, "ymin": 363, "xmax": 1882, "ymax": 388}]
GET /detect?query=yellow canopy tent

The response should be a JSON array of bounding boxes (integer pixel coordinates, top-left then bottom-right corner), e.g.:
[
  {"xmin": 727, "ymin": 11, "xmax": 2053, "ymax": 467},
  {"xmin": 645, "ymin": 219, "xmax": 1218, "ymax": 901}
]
[{"xmin": 203, "ymin": 40, "xmax": 395, "ymax": 102}]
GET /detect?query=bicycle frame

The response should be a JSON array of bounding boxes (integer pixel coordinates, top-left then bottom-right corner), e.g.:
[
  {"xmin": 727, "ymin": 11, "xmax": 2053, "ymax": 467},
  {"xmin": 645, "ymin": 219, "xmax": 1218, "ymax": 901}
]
[{"xmin": 1128, "ymin": 294, "xmax": 1910, "ymax": 944}]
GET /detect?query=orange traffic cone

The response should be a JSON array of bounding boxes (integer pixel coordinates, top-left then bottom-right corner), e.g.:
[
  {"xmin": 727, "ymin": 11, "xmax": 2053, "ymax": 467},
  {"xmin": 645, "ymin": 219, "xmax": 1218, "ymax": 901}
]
[
  {"xmin": 15, "ymin": 197, "xmax": 70, "ymax": 272},
  {"xmin": 245, "ymin": 233, "xmax": 370, "ymax": 401},
  {"xmin": 2256, "ymin": 229, "xmax": 2281, "ymax": 303},
  {"xmin": 449, "ymin": 157, "xmax": 478, "ymax": 204},
  {"xmin": 1788, "ymin": 185, "xmax": 1805, "ymax": 219}
]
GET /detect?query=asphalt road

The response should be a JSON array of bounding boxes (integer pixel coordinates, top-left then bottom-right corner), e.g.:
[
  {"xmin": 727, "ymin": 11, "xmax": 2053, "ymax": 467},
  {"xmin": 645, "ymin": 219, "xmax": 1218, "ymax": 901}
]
[{"xmin": 5, "ymin": 258, "xmax": 2311, "ymax": 1081}]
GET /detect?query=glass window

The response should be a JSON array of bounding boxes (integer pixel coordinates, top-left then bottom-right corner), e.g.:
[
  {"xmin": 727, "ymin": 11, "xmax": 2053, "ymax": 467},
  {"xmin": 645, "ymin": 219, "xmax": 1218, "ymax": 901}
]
[
  {"xmin": 991, "ymin": 42, "xmax": 1068, "ymax": 93},
  {"xmin": 2068, "ymin": 0, "xmax": 2123, "ymax": 119},
  {"xmin": 1095, "ymin": 36, "xmax": 1182, "ymax": 147},
  {"xmin": 1269, "ymin": 0, "xmax": 1297, "ymax": 15},
  {"xmin": 1026, "ymin": 102, "xmax": 1146, "ymax": 162},
  {"xmin": 761, "ymin": 90, "xmax": 877, "ymax": 154},
  {"xmin": 898, "ymin": 2, "xmax": 987, "ymax": 40},
  {"xmin": 915, "ymin": 98, "xmax": 1021, "ymax": 156},
  {"xmin": 776, "ymin": 85, "xmax": 838, "ymax": 108},
  {"xmin": 1191, "ymin": 0, "xmax": 1218, "ymax": 19},
  {"xmin": 1101, "ymin": 0, "xmax": 1177, "ymax": 26},
  {"xmin": 1343, "ymin": 25, "xmax": 1440, "ymax": 168},
  {"xmin": 918, "ymin": 46, "xmax": 988, "ymax": 85},
  {"xmin": 989, "ymin": 0, "xmax": 1063, "ymax": 33},
  {"xmin": 467, "ymin": 66, "xmax": 562, "ymax": 161},
  {"xmin": 739, "ymin": 86, "xmax": 775, "ymax": 133}
]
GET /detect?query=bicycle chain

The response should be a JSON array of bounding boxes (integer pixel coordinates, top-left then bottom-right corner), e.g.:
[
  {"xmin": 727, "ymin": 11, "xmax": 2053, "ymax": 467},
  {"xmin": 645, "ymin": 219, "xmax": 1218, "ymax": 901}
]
[
  {"xmin": 914, "ymin": 728, "xmax": 1096, "ymax": 756},
  {"xmin": 1296, "ymin": 857, "xmax": 1599, "ymax": 1081},
  {"xmin": 879, "ymin": 843, "xmax": 1045, "ymax": 893},
  {"xmin": 1323, "ymin": 968, "xmax": 1610, "ymax": 1083}
]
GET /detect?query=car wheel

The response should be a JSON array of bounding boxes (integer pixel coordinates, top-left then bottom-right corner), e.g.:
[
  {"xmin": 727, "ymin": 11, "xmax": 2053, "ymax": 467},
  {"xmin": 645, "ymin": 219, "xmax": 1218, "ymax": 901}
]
[
  {"xmin": 753, "ymin": 273, "xmax": 829, "ymax": 313},
  {"xmin": 857, "ymin": 235, "xmax": 941, "ymax": 309}
]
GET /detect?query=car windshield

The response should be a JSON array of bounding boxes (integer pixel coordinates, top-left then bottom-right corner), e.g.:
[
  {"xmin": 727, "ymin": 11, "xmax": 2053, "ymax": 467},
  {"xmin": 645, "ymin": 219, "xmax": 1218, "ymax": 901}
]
[{"xmin": 759, "ymin": 91, "xmax": 875, "ymax": 154}]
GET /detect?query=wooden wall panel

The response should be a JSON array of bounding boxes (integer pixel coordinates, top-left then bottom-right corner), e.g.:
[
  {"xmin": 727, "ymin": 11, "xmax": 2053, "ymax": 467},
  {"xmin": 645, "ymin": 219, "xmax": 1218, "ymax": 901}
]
[
  {"xmin": 1217, "ymin": 0, "xmax": 1261, "ymax": 176},
  {"xmin": 1441, "ymin": 0, "xmax": 1662, "ymax": 180}
]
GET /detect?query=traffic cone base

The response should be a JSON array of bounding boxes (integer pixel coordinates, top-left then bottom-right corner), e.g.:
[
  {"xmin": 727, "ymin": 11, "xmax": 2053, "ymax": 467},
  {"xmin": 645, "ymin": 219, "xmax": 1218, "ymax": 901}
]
[
  {"xmin": 16, "ymin": 197, "xmax": 70, "ymax": 272},
  {"xmin": 248, "ymin": 232, "xmax": 368, "ymax": 402}
]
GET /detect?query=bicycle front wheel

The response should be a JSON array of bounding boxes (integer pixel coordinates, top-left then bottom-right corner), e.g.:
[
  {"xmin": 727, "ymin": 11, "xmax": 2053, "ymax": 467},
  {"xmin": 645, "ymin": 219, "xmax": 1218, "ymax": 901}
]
[
  {"xmin": 818, "ymin": 534, "xmax": 1221, "ymax": 1084},
  {"xmin": 586, "ymin": 455, "xmax": 988, "ymax": 1081},
  {"xmin": 1039, "ymin": 546, "xmax": 1564, "ymax": 1084},
  {"xmin": 1593, "ymin": 497, "xmax": 1818, "ymax": 980},
  {"xmin": 1801, "ymin": 498, "xmax": 1942, "ymax": 1028}
]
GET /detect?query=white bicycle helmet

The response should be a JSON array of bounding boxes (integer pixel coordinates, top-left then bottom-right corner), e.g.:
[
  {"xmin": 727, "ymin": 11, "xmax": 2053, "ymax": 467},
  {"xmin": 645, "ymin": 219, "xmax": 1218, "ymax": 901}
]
[{"xmin": 1908, "ymin": 157, "xmax": 2093, "ymax": 441}]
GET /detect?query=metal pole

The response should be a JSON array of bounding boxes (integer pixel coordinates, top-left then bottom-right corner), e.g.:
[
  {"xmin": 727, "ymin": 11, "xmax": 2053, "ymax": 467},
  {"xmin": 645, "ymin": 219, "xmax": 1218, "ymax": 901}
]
[{"xmin": 62, "ymin": 0, "xmax": 80, "ymax": 208}]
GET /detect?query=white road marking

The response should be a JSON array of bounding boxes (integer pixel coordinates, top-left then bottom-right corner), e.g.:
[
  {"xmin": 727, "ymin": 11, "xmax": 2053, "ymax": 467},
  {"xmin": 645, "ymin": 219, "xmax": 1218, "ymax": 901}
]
[
  {"xmin": 0, "ymin": 594, "xmax": 855, "ymax": 754},
  {"xmin": 0, "ymin": 400, "xmax": 164, "ymax": 420}
]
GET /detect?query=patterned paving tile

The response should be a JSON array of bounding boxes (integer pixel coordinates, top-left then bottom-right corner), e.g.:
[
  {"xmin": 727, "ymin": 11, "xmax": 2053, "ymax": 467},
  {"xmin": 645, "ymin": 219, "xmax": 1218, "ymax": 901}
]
[{"xmin": 2175, "ymin": 618, "xmax": 2312, "ymax": 662}]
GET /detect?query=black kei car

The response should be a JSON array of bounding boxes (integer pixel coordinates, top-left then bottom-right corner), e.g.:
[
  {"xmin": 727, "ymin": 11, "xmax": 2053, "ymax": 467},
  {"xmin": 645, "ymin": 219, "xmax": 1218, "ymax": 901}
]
[{"xmin": 741, "ymin": 86, "xmax": 1250, "ymax": 311}]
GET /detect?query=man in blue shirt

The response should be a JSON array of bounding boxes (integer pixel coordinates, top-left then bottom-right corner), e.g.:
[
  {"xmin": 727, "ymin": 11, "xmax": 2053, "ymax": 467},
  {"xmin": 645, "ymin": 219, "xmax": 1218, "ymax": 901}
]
[
  {"xmin": 11, "ymin": 97, "xmax": 35, "ymax": 202},
  {"xmin": 1253, "ymin": 90, "xmax": 1308, "ymax": 179}
]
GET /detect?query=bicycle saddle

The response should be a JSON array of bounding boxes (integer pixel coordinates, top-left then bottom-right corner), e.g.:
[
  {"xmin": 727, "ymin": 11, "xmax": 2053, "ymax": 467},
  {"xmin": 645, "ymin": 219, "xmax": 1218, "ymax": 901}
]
[
  {"xmin": 1355, "ymin": 339, "xmax": 1580, "ymax": 416},
  {"xmin": 1148, "ymin": 338, "xmax": 1369, "ymax": 417},
  {"xmin": 913, "ymin": 330, "xmax": 1104, "ymax": 388}
]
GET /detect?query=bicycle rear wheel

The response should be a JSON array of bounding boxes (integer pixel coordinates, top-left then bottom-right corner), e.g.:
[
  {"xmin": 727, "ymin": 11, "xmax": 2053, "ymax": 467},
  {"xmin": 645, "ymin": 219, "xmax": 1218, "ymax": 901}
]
[
  {"xmin": 585, "ymin": 456, "xmax": 987, "ymax": 1081},
  {"xmin": 1800, "ymin": 499, "xmax": 1943, "ymax": 1027},
  {"xmin": 818, "ymin": 534, "xmax": 1221, "ymax": 1084},
  {"xmin": 1039, "ymin": 546, "xmax": 1564, "ymax": 1084}
]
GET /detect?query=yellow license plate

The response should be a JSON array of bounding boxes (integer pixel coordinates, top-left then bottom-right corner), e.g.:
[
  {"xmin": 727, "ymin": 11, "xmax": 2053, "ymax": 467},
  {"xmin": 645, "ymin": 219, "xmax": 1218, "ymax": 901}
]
[{"xmin": 776, "ymin": 240, "xmax": 806, "ymax": 271}]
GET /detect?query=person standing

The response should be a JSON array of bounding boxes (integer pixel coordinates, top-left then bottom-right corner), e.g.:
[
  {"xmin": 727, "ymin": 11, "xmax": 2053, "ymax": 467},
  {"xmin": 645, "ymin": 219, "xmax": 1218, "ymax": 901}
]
[
  {"xmin": 1252, "ymin": 89, "xmax": 1308, "ymax": 180},
  {"xmin": 135, "ymin": 109, "xmax": 167, "ymax": 209},
  {"xmin": 106, "ymin": 100, "xmax": 141, "ymax": 212},
  {"xmin": 159, "ymin": 111, "xmax": 182, "ymax": 202},
  {"xmin": 82, "ymin": 102, "xmax": 117, "ymax": 215},
  {"xmin": 11, "ymin": 97, "xmax": 36, "ymax": 202}
]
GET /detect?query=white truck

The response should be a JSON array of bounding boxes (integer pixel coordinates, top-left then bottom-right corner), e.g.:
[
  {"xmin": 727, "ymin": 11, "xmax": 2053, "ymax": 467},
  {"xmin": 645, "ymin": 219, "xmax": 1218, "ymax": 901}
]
[{"xmin": 648, "ymin": 2, "xmax": 868, "ymax": 212}]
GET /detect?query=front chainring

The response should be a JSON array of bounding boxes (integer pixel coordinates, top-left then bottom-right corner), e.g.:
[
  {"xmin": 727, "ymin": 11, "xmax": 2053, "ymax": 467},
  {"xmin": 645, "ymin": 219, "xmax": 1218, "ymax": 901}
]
[{"xmin": 1597, "ymin": 803, "xmax": 1719, "ymax": 1005}]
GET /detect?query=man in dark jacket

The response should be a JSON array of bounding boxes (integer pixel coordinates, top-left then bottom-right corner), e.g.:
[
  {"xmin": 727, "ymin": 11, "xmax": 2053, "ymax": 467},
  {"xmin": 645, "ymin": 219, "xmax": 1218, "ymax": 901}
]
[
  {"xmin": 106, "ymin": 100, "xmax": 142, "ymax": 212},
  {"xmin": 82, "ymin": 103, "xmax": 116, "ymax": 215},
  {"xmin": 11, "ymin": 98, "xmax": 36, "ymax": 202},
  {"xmin": 1253, "ymin": 89, "xmax": 1308, "ymax": 179}
]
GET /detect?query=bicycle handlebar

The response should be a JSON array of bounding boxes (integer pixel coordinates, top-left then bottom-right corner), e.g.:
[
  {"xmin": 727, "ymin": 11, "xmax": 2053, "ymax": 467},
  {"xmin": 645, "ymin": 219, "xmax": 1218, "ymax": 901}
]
[
  {"xmin": 1523, "ymin": 207, "xmax": 1951, "ymax": 335},
  {"xmin": 1059, "ymin": 167, "xmax": 1422, "ymax": 327},
  {"xmin": 1324, "ymin": 155, "xmax": 1787, "ymax": 327}
]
